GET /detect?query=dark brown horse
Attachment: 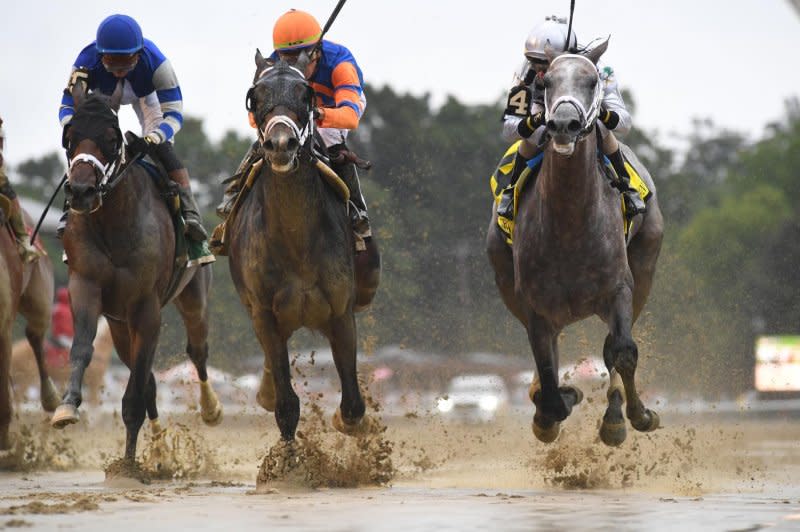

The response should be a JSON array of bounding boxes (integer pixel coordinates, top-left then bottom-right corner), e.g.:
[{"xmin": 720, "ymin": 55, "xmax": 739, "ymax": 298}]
[
  {"xmin": 50, "ymin": 84, "xmax": 223, "ymax": 464},
  {"xmin": 227, "ymin": 54, "xmax": 366, "ymax": 442},
  {"xmin": 0, "ymin": 207, "xmax": 57, "ymax": 451},
  {"xmin": 487, "ymin": 40, "xmax": 663, "ymax": 446}
]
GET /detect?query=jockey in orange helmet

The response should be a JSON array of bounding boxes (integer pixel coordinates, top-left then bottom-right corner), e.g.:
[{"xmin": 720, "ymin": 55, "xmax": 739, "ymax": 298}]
[{"xmin": 219, "ymin": 9, "xmax": 374, "ymax": 254}]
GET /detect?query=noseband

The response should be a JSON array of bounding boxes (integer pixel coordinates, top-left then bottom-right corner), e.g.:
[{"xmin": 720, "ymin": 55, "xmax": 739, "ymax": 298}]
[{"xmin": 544, "ymin": 54, "xmax": 603, "ymax": 139}]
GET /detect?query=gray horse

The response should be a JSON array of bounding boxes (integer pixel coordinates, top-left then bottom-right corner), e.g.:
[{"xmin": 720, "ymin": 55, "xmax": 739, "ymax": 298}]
[
  {"xmin": 486, "ymin": 40, "xmax": 663, "ymax": 446},
  {"xmin": 227, "ymin": 53, "xmax": 367, "ymax": 442}
]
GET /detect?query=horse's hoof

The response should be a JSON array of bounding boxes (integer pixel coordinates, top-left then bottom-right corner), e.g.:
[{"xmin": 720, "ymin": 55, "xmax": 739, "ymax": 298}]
[
  {"xmin": 40, "ymin": 378, "xmax": 61, "ymax": 413},
  {"xmin": 51, "ymin": 404, "xmax": 80, "ymax": 429},
  {"xmin": 331, "ymin": 408, "xmax": 372, "ymax": 437},
  {"xmin": 599, "ymin": 420, "xmax": 627, "ymax": 447},
  {"xmin": 199, "ymin": 381, "xmax": 223, "ymax": 426},
  {"xmin": 631, "ymin": 409, "xmax": 660, "ymax": 432},
  {"xmin": 532, "ymin": 419, "xmax": 560, "ymax": 443}
]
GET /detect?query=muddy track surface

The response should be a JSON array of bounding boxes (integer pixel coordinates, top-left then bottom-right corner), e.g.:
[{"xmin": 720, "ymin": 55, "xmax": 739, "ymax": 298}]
[{"xmin": 1, "ymin": 394, "xmax": 799, "ymax": 531}]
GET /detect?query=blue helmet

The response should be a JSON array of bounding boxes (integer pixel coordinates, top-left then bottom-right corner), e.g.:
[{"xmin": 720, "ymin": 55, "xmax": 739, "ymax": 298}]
[{"xmin": 96, "ymin": 14, "xmax": 143, "ymax": 55}]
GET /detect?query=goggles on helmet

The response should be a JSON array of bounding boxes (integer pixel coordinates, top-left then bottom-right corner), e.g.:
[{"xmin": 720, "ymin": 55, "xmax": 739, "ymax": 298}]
[{"xmin": 101, "ymin": 53, "xmax": 139, "ymax": 74}]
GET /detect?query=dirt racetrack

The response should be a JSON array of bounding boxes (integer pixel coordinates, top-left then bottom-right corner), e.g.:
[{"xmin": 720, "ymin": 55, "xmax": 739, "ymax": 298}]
[{"xmin": 1, "ymin": 389, "xmax": 799, "ymax": 531}]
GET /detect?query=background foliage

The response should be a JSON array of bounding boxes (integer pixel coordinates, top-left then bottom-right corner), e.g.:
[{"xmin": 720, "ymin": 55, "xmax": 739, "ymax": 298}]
[{"xmin": 12, "ymin": 86, "xmax": 800, "ymax": 398}]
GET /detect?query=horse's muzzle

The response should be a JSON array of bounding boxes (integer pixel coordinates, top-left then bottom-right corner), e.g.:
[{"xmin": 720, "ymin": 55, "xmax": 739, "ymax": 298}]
[
  {"xmin": 547, "ymin": 105, "xmax": 583, "ymax": 155},
  {"xmin": 263, "ymin": 130, "xmax": 300, "ymax": 173},
  {"xmin": 65, "ymin": 182, "xmax": 101, "ymax": 213}
]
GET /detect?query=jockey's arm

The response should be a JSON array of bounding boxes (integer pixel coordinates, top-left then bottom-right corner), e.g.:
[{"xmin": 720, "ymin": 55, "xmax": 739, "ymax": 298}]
[
  {"xmin": 149, "ymin": 59, "xmax": 183, "ymax": 144},
  {"xmin": 501, "ymin": 60, "xmax": 544, "ymax": 143},
  {"xmin": 316, "ymin": 61, "xmax": 364, "ymax": 130},
  {"xmin": 133, "ymin": 92, "xmax": 164, "ymax": 139},
  {"xmin": 598, "ymin": 65, "xmax": 631, "ymax": 137}
]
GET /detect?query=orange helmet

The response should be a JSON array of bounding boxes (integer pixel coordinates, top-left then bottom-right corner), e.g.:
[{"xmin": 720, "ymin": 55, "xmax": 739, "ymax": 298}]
[{"xmin": 273, "ymin": 9, "xmax": 322, "ymax": 51}]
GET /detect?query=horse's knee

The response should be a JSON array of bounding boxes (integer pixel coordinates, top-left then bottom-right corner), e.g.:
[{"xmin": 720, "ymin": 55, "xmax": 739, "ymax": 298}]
[{"xmin": 605, "ymin": 334, "xmax": 638, "ymax": 377}]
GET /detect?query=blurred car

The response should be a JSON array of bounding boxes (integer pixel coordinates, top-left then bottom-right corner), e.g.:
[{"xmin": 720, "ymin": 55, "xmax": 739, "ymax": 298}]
[
  {"xmin": 436, "ymin": 374, "xmax": 509, "ymax": 423},
  {"xmin": 559, "ymin": 356, "xmax": 608, "ymax": 386}
]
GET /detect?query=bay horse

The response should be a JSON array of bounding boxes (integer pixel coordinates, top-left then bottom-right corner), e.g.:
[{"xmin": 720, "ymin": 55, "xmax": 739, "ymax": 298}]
[
  {"xmin": 227, "ymin": 53, "xmax": 366, "ymax": 442},
  {"xmin": 486, "ymin": 40, "xmax": 664, "ymax": 446},
  {"xmin": 0, "ymin": 207, "xmax": 58, "ymax": 451},
  {"xmin": 11, "ymin": 316, "xmax": 113, "ymax": 406},
  {"xmin": 50, "ymin": 82, "xmax": 223, "ymax": 464}
]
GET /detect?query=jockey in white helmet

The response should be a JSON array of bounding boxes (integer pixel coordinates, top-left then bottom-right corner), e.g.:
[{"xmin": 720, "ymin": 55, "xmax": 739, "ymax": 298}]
[{"xmin": 498, "ymin": 15, "xmax": 646, "ymax": 221}]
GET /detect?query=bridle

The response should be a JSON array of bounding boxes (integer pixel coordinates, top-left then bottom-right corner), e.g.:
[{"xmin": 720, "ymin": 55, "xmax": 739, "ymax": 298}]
[
  {"xmin": 544, "ymin": 54, "xmax": 603, "ymax": 140},
  {"xmin": 66, "ymin": 118, "xmax": 133, "ymax": 214},
  {"xmin": 246, "ymin": 64, "xmax": 315, "ymax": 158}
]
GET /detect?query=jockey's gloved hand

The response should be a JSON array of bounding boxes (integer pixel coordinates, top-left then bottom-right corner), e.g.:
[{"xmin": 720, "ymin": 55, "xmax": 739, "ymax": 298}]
[
  {"xmin": 517, "ymin": 112, "xmax": 545, "ymax": 139},
  {"xmin": 599, "ymin": 105, "xmax": 620, "ymax": 130},
  {"xmin": 126, "ymin": 131, "xmax": 156, "ymax": 159},
  {"xmin": 145, "ymin": 131, "xmax": 164, "ymax": 145}
]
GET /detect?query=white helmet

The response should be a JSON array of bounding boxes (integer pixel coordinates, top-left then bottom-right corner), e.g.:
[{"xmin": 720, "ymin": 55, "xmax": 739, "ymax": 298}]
[{"xmin": 524, "ymin": 15, "xmax": 578, "ymax": 61}]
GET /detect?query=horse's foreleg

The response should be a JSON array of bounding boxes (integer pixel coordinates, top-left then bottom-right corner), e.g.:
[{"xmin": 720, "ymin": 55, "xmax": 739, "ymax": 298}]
[
  {"xmin": 252, "ymin": 310, "xmax": 298, "ymax": 441},
  {"xmin": 604, "ymin": 287, "xmax": 659, "ymax": 437},
  {"xmin": 52, "ymin": 279, "xmax": 101, "ymax": 428},
  {"xmin": 526, "ymin": 313, "xmax": 580, "ymax": 443},
  {"xmin": 328, "ymin": 312, "xmax": 366, "ymax": 435},
  {"xmin": 121, "ymin": 298, "xmax": 161, "ymax": 462},
  {"xmin": 486, "ymin": 216, "xmax": 526, "ymax": 324},
  {"xmin": 173, "ymin": 271, "xmax": 222, "ymax": 426}
]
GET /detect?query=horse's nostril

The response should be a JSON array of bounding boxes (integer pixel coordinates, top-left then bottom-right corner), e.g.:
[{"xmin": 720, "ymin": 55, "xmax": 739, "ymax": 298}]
[
  {"xmin": 567, "ymin": 120, "xmax": 581, "ymax": 133},
  {"xmin": 286, "ymin": 137, "xmax": 299, "ymax": 152},
  {"xmin": 263, "ymin": 139, "xmax": 275, "ymax": 152},
  {"xmin": 546, "ymin": 120, "xmax": 557, "ymax": 132}
]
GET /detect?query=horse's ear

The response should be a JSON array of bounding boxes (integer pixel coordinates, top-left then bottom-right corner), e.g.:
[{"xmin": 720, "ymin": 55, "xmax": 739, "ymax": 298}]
[
  {"xmin": 255, "ymin": 48, "xmax": 267, "ymax": 70},
  {"xmin": 294, "ymin": 49, "xmax": 312, "ymax": 75},
  {"xmin": 71, "ymin": 80, "xmax": 86, "ymax": 109},
  {"xmin": 584, "ymin": 37, "xmax": 610, "ymax": 65},
  {"xmin": 544, "ymin": 43, "xmax": 563, "ymax": 63}
]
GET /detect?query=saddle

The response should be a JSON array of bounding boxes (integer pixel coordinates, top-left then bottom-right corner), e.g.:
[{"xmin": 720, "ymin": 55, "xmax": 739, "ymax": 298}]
[{"xmin": 489, "ymin": 141, "xmax": 651, "ymax": 245}]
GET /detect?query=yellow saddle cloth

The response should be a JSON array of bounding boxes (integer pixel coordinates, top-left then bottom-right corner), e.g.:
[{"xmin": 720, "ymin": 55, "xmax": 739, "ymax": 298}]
[{"xmin": 489, "ymin": 142, "xmax": 651, "ymax": 244}]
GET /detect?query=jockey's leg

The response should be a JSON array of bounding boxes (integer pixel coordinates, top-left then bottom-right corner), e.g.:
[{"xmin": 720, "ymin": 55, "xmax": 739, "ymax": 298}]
[
  {"xmin": 153, "ymin": 142, "xmax": 208, "ymax": 242},
  {"xmin": 216, "ymin": 140, "xmax": 260, "ymax": 218},
  {"xmin": 497, "ymin": 126, "xmax": 546, "ymax": 220},
  {"xmin": 0, "ymin": 173, "xmax": 38, "ymax": 262},
  {"xmin": 599, "ymin": 125, "xmax": 646, "ymax": 217},
  {"xmin": 329, "ymin": 143, "xmax": 372, "ymax": 250}
]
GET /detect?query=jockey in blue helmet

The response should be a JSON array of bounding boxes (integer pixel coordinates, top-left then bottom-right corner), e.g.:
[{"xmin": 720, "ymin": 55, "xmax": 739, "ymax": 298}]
[{"xmin": 58, "ymin": 14, "xmax": 208, "ymax": 242}]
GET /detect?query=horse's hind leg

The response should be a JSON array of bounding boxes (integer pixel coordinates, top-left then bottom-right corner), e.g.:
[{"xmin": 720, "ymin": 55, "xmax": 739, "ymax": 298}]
[
  {"xmin": 327, "ymin": 312, "xmax": 366, "ymax": 436},
  {"xmin": 18, "ymin": 276, "xmax": 58, "ymax": 412},
  {"xmin": 0, "ymin": 333, "xmax": 12, "ymax": 450},
  {"xmin": 486, "ymin": 215, "xmax": 526, "ymax": 323},
  {"xmin": 603, "ymin": 288, "xmax": 659, "ymax": 441},
  {"xmin": 174, "ymin": 269, "xmax": 222, "ymax": 426}
]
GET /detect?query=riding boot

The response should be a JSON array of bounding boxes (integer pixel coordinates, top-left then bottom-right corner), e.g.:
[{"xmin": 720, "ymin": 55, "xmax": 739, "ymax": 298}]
[
  {"xmin": 9, "ymin": 198, "xmax": 38, "ymax": 262},
  {"xmin": 497, "ymin": 151, "xmax": 532, "ymax": 220},
  {"xmin": 216, "ymin": 141, "xmax": 260, "ymax": 218},
  {"xmin": 331, "ymin": 156, "xmax": 372, "ymax": 250},
  {"xmin": 176, "ymin": 182, "xmax": 209, "ymax": 242},
  {"xmin": 607, "ymin": 149, "xmax": 646, "ymax": 217}
]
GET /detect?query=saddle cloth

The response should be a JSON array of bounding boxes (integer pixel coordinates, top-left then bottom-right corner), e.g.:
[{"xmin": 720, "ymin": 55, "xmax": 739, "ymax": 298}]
[{"xmin": 489, "ymin": 141, "xmax": 651, "ymax": 245}]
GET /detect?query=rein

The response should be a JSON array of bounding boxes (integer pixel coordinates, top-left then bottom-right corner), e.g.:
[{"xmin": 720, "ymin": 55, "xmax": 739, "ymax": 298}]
[{"xmin": 544, "ymin": 54, "xmax": 603, "ymax": 139}]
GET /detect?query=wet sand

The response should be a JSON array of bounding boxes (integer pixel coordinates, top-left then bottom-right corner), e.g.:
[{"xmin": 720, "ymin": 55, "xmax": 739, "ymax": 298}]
[{"xmin": 1, "ymin": 394, "xmax": 800, "ymax": 531}]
